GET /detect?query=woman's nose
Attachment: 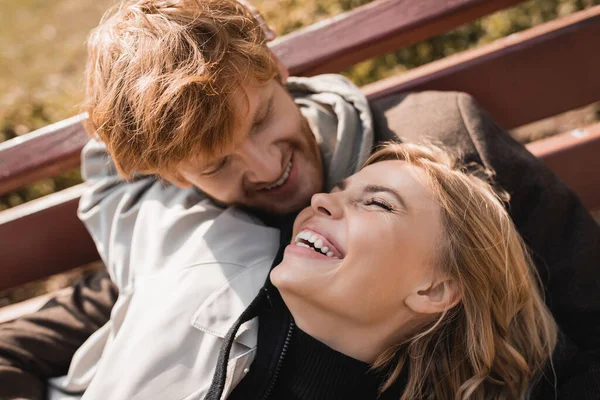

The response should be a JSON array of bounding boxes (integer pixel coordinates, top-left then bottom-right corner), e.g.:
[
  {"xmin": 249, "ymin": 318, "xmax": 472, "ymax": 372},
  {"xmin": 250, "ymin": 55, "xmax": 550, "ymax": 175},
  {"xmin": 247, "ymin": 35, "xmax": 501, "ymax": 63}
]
[{"xmin": 310, "ymin": 192, "xmax": 342, "ymax": 219}]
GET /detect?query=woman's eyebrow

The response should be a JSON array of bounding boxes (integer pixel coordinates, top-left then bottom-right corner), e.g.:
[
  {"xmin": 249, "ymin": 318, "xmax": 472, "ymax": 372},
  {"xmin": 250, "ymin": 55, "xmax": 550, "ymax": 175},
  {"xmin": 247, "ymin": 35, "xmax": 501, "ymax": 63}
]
[
  {"xmin": 332, "ymin": 179, "xmax": 348, "ymax": 191},
  {"xmin": 363, "ymin": 184, "xmax": 408, "ymax": 210}
]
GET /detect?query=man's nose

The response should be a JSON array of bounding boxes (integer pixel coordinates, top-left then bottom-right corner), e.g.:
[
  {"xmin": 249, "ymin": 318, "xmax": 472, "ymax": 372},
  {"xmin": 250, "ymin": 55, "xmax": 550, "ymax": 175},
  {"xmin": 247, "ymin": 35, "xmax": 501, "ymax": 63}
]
[
  {"xmin": 239, "ymin": 141, "xmax": 282, "ymax": 185},
  {"xmin": 310, "ymin": 192, "xmax": 343, "ymax": 219}
]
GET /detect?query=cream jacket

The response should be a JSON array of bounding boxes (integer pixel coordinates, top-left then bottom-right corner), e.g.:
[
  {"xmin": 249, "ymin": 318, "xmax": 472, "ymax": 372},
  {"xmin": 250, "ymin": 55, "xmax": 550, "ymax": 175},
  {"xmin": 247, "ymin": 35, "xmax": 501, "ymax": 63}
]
[{"xmin": 48, "ymin": 139, "xmax": 279, "ymax": 400}]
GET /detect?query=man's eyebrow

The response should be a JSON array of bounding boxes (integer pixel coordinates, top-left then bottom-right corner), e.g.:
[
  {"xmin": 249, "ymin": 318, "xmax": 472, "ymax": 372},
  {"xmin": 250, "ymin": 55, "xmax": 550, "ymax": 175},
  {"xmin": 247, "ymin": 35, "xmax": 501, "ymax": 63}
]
[{"xmin": 363, "ymin": 184, "xmax": 408, "ymax": 210}]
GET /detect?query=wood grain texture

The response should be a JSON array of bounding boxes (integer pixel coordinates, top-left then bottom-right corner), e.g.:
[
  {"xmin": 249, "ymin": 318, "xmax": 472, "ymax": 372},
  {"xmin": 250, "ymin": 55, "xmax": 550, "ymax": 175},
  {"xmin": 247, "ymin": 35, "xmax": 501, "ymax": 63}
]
[
  {"xmin": 363, "ymin": 6, "xmax": 600, "ymax": 129},
  {"xmin": 0, "ymin": 184, "xmax": 99, "ymax": 291},
  {"xmin": 0, "ymin": 115, "xmax": 88, "ymax": 196},
  {"xmin": 0, "ymin": 0, "xmax": 528, "ymax": 195},
  {"xmin": 527, "ymin": 123, "xmax": 600, "ymax": 210},
  {"xmin": 270, "ymin": 0, "xmax": 526, "ymax": 76}
]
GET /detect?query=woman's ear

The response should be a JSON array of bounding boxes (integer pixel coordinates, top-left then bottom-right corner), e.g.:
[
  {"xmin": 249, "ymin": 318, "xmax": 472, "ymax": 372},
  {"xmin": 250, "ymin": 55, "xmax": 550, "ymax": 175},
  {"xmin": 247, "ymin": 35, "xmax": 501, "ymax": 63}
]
[{"xmin": 405, "ymin": 279, "xmax": 461, "ymax": 315}]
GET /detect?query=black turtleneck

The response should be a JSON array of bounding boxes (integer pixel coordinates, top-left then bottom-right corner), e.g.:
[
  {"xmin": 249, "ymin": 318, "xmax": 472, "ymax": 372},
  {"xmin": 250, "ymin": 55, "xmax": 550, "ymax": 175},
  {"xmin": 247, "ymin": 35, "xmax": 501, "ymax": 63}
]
[
  {"xmin": 266, "ymin": 324, "xmax": 405, "ymax": 400},
  {"xmin": 223, "ymin": 281, "xmax": 406, "ymax": 400}
]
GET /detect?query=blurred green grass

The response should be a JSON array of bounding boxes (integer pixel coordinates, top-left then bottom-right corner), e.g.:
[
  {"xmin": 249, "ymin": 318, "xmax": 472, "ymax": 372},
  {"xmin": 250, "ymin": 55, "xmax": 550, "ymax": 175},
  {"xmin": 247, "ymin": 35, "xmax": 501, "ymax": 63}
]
[{"xmin": 1, "ymin": 0, "xmax": 599, "ymax": 212}]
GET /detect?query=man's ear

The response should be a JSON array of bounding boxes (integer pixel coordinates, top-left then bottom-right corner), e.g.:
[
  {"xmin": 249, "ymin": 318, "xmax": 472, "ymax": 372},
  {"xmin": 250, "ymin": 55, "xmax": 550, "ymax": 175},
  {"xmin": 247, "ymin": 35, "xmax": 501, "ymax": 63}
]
[
  {"xmin": 162, "ymin": 173, "xmax": 193, "ymax": 189},
  {"xmin": 270, "ymin": 50, "xmax": 289, "ymax": 84},
  {"xmin": 405, "ymin": 279, "xmax": 461, "ymax": 315}
]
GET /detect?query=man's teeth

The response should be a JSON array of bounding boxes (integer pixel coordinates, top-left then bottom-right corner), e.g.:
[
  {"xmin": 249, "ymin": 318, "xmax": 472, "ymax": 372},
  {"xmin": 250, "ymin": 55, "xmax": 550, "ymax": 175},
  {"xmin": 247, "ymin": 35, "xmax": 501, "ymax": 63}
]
[
  {"xmin": 265, "ymin": 161, "xmax": 292, "ymax": 190},
  {"xmin": 294, "ymin": 230, "xmax": 337, "ymax": 258}
]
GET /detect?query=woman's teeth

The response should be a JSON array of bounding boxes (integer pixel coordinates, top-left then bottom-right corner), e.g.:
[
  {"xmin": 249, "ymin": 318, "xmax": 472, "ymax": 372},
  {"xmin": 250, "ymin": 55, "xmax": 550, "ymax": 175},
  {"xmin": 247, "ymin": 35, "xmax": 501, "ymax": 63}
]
[
  {"xmin": 294, "ymin": 230, "xmax": 337, "ymax": 258},
  {"xmin": 265, "ymin": 160, "xmax": 292, "ymax": 190}
]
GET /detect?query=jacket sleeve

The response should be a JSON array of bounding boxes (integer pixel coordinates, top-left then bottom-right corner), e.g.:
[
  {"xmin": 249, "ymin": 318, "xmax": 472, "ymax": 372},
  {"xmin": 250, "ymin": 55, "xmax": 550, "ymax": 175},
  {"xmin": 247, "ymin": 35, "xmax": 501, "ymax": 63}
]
[
  {"xmin": 77, "ymin": 138, "xmax": 222, "ymax": 291},
  {"xmin": 77, "ymin": 138, "xmax": 159, "ymax": 290},
  {"xmin": 0, "ymin": 137, "xmax": 193, "ymax": 400},
  {"xmin": 0, "ymin": 269, "xmax": 117, "ymax": 400},
  {"xmin": 371, "ymin": 91, "xmax": 600, "ymax": 397}
]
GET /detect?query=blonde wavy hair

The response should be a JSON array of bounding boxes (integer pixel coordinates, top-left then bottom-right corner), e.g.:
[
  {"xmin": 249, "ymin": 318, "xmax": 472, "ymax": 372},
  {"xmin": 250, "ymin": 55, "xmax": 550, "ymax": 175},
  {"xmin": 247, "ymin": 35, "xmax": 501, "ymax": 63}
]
[
  {"xmin": 365, "ymin": 142, "xmax": 557, "ymax": 400},
  {"xmin": 83, "ymin": 0, "xmax": 278, "ymax": 178}
]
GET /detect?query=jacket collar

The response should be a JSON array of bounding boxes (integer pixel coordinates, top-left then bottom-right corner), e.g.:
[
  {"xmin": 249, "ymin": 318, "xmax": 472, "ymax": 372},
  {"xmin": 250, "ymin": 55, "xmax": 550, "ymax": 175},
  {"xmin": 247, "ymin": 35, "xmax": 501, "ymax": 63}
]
[{"xmin": 191, "ymin": 213, "xmax": 295, "ymax": 350}]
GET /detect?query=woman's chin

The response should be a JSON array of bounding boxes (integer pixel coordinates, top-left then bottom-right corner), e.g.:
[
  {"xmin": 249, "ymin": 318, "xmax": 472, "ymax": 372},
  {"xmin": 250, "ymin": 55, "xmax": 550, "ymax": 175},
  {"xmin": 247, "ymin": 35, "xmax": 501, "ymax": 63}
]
[
  {"xmin": 270, "ymin": 258, "xmax": 299, "ymax": 291},
  {"xmin": 271, "ymin": 254, "xmax": 331, "ymax": 292},
  {"xmin": 283, "ymin": 243, "xmax": 342, "ymax": 263}
]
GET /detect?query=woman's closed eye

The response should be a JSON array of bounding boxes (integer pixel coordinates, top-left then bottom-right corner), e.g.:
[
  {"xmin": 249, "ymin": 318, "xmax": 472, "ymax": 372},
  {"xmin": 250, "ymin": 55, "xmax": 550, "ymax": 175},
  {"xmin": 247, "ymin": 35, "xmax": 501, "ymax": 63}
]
[{"xmin": 364, "ymin": 198, "xmax": 394, "ymax": 211}]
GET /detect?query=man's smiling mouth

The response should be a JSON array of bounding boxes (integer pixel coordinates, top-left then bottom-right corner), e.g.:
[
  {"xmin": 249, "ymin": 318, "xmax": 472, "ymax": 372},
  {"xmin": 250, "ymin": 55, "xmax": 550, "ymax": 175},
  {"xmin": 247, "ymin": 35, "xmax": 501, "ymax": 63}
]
[{"xmin": 263, "ymin": 158, "xmax": 292, "ymax": 190}]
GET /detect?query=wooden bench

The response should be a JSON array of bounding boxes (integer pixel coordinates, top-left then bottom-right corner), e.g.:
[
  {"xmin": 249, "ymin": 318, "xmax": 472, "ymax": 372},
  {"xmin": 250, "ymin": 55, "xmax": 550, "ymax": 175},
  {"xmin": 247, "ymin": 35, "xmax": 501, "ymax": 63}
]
[{"xmin": 1, "ymin": 0, "xmax": 600, "ymax": 321}]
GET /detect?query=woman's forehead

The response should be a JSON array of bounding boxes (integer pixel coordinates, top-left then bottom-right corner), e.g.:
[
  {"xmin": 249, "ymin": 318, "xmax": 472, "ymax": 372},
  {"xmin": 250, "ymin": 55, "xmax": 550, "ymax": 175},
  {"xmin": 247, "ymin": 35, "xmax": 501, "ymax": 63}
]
[{"xmin": 349, "ymin": 161, "xmax": 429, "ymax": 189}]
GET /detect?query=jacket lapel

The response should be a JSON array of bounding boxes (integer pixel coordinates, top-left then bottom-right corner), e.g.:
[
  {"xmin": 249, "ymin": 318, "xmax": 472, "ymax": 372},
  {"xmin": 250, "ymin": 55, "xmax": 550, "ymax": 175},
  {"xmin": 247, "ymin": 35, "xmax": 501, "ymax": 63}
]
[{"xmin": 190, "ymin": 258, "xmax": 272, "ymax": 349}]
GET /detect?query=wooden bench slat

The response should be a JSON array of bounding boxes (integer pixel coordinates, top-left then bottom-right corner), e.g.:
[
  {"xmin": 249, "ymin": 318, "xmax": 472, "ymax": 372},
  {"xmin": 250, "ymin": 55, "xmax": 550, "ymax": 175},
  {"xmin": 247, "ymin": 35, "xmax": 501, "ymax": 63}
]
[
  {"xmin": 526, "ymin": 123, "xmax": 600, "ymax": 210},
  {"xmin": 0, "ymin": 184, "xmax": 99, "ymax": 291},
  {"xmin": 0, "ymin": 115, "xmax": 88, "ymax": 196},
  {"xmin": 2, "ymin": 120, "xmax": 599, "ymax": 292},
  {"xmin": 271, "ymin": 0, "xmax": 526, "ymax": 76},
  {"xmin": 364, "ymin": 5, "xmax": 600, "ymax": 130}
]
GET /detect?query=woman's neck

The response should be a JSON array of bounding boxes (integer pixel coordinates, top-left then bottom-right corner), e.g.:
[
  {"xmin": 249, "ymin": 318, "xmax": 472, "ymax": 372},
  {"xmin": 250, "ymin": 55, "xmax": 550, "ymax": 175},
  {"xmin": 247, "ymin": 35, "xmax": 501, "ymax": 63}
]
[{"xmin": 281, "ymin": 293, "xmax": 415, "ymax": 364}]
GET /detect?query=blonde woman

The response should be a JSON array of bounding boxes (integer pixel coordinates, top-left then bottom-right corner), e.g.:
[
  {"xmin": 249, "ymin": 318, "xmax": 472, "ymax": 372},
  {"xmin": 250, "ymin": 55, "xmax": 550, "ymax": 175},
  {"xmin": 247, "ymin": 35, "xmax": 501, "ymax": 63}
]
[{"xmin": 209, "ymin": 142, "xmax": 558, "ymax": 400}]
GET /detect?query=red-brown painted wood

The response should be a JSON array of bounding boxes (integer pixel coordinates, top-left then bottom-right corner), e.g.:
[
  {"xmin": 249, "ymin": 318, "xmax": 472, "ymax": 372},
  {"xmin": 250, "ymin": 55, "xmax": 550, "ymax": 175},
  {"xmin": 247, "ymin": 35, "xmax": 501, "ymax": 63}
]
[
  {"xmin": 0, "ymin": 185, "xmax": 99, "ymax": 291},
  {"xmin": 0, "ymin": 115, "xmax": 88, "ymax": 196},
  {"xmin": 527, "ymin": 123, "xmax": 600, "ymax": 210},
  {"xmin": 364, "ymin": 6, "xmax": 600, "ymax": 130},
  {"xmin": 271, "ymin": 0, "xmax": 526, "ymax": 76}
]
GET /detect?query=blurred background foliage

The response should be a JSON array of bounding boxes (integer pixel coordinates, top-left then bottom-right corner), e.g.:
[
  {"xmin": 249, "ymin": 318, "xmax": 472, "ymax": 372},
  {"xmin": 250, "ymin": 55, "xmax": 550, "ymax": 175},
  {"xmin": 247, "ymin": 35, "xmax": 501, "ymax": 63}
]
[{"xmin": 1, "ymin": 0, "xmax": 600, "ymax": 212}]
